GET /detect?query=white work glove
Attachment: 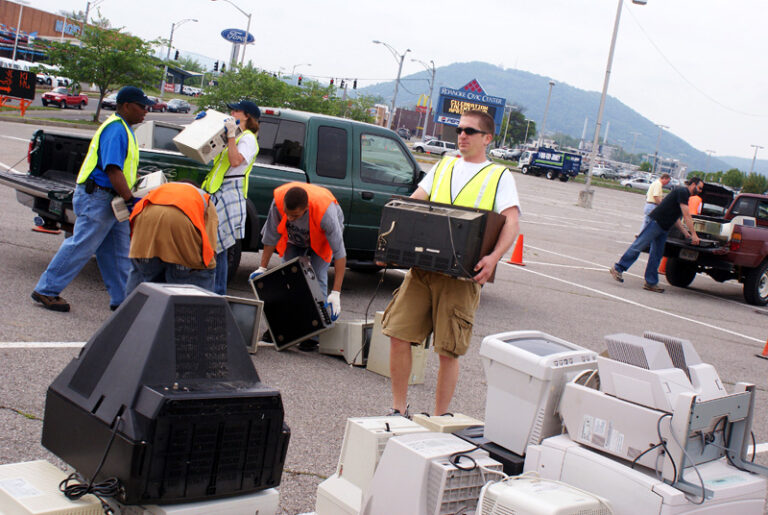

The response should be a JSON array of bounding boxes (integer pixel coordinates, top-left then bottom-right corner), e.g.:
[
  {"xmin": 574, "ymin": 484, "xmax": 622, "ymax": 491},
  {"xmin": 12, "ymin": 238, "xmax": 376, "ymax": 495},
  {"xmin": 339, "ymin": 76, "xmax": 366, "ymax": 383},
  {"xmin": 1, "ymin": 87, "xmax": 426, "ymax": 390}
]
[
  {"xmin": 327, "ymin": 290, "xmax": 341, "ymax": 321},
  {"xmin": 224, "ymin": 117, "xmax": 238, "ymax": 137},
  {"xmin": 249, "ymin": 267, "xmax": 268, "ymax": 281}
]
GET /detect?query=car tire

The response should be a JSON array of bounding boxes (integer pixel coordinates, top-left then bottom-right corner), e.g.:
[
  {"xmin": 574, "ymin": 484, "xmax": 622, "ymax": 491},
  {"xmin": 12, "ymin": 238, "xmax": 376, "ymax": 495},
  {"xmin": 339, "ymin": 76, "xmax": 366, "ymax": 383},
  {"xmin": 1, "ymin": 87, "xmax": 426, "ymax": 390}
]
[
  {"xmin": 546, "ymin": 170, "xmax": 556, "ymax": 180},
  {"xmin": 414, "ymin": 147, "xmax": 424, "ymax": 153},
  {"xmin": 441, "ymin": 151, "xmax": 446, "ymax": 156},
  {"xmin": 559, "ymin": 175, "xmax": 569, "ymax": 182},
  {"xmin": 58, "ymin": 102, "xmax": 64, "ymax": 109},
  {"xmin": 42, "ymin": 100, "xmax": 48, "ymax": 107},
  {"xmin": 46, "ymin": 78, "xmax": 52, "ymax": 85},
  {"xmin": 521, "ymin": 166, "xmax": 529, "ymax": 175},
  {"xmin": 665, "ymin": 257, "xmax": 697, "ymax": 288},
  {"xmin": 78, "ymin": 101, "xmax": 84, "ymax": 110},
  {"xmin": 162, "ymin": 107, "xmax": 166, "ymax": 113},
  {"xmin": 743, "ymin": 260, "xmax": 768, "ymax": 306}
]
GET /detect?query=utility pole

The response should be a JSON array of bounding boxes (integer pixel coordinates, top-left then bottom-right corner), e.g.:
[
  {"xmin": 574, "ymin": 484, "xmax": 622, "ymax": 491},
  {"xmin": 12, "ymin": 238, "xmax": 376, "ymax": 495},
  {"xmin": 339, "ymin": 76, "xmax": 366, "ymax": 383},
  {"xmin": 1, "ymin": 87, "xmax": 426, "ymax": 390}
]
[
  {"xmin": 538, "ymin": 80, "xmax": 555, "ymax": 147},
  {"xmin": 705, "ymin": 149, "xmax": 715, "ymax": 173},
  {"xmin": 652, "ymin": 124, "xmax": 669, "ymax": 175},
  {"xmin": 749, "ymin": 145, "xmax": 763, "ymax": 174},
  {"xmin": 629, "ymin": 131, "xmax": 641, "ymax": 165}
]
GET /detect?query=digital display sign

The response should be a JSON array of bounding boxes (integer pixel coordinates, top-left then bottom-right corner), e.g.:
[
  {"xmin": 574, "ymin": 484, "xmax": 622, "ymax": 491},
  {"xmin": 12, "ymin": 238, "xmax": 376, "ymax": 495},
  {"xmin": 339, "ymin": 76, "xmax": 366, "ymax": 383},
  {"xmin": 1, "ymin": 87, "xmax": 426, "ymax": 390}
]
[
  {"xmin": 0, "ymin": 67, "xmax": 36, "ymax": 100},
  {"xmin": 441, "ymin": 98, "xmax": 497, "ymax": 120},
  {"xmin": 434, "ymin": 82, "xmax": 506, "ymax": 134}
]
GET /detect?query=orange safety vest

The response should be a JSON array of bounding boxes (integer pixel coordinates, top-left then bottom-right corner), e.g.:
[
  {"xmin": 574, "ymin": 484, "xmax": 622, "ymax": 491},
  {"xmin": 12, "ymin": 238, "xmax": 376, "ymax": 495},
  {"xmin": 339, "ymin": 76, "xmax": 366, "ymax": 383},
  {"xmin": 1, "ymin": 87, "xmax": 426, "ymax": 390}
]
[
  {"xmin": 688, "ymin": 194, "xmax": 703, "ymax": 215},
  {"xmin": 129, "ymin": 183, "xmax": 216, "ymax": 267},
  {"xmin": 274, "ymin": 182, "xmax": 338, "ymax": 263}
]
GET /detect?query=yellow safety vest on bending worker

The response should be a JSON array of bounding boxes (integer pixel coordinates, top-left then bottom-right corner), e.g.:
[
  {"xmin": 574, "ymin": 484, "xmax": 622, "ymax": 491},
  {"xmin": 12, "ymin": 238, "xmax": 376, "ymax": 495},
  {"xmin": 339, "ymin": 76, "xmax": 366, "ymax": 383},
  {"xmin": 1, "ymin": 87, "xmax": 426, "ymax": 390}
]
[
  {"xmin": 201, "ymin": 130, "xmax": 258, "ymax": 196},
  {"xmin": 76, "ymin": 114, "xmax": 139, "ymax": 189},
  {"xmin": 429, "ymin": 156, "xmax": 507, "ymax": 211}
]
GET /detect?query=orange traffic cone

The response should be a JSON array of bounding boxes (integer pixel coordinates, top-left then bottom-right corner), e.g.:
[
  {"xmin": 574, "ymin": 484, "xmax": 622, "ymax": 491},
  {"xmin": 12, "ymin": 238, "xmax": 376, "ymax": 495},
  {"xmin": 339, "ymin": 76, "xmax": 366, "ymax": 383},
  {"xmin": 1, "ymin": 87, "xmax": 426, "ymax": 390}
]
[
  {"xmin": 658, "ymin": 257, "xmax": 667, "ymax": 275},
  {"xmin": 507, "ymin": 234, "xmax": 525, "ymax": 266},
  {"xmin": 757, "ymin": 337, "xmax": 768, "ymax": 361}
]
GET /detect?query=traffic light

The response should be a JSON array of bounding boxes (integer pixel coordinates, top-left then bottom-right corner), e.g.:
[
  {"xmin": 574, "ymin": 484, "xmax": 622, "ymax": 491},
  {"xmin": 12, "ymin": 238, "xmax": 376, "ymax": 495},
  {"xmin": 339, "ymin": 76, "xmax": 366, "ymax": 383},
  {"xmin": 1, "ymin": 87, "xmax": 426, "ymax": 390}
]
[
  {"xmin": 340, "ymin": 80, "xmax": 345, "ymax": 89},
  {"xmin": 221, "ymin": 63, "xmax": 226, "ymax": 72},
  {"xmin": 353, "ymin": 79, "xmax": 357, "ymax": 89},
  {"xmin": 298, "ymin": 75, "xmax": 302, "ymax": 85},
  {"xmin": 330, "ymin": 78, "xmax": 334, "ymax": 86},
  {"xmin": 174, "ymin": 50, "xmax": 179, "ymax": 60},
  {"xmin": 213, "ymin": 61, "xmax": 218, "ymax": 72}
]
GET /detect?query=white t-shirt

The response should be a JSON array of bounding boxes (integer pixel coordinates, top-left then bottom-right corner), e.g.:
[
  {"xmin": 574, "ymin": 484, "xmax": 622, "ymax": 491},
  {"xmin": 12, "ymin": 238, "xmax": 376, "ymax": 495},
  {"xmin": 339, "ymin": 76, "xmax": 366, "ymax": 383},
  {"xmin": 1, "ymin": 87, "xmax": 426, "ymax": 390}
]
[
  {"xmin": 224, "ymin": 131, "xmax": 258, "ymax": 178},
  {"xmin": 418, "ymin": 159, "xmax": 521, "ymax": 214}
]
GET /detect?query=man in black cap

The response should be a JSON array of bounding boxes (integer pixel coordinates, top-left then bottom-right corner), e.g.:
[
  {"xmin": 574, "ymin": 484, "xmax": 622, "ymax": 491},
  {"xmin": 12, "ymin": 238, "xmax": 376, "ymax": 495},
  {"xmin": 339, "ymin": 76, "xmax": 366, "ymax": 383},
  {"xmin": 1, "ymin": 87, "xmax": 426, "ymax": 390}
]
[{"xmin": 32, "ymin": 86, "xmax": 154, "ymax": 312}]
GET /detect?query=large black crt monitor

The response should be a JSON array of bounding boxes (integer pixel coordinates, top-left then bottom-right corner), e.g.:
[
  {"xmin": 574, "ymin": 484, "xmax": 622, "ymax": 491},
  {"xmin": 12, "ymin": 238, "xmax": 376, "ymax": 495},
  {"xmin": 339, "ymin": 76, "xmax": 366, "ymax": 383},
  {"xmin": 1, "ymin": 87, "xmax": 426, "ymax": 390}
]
[
  {"xmin": 41, "ymin": 283, "xmax": 290, "ymax": 505},
  {"xmin": 375, "ymin": 197, "xmax": 506, "ymax": 282}
]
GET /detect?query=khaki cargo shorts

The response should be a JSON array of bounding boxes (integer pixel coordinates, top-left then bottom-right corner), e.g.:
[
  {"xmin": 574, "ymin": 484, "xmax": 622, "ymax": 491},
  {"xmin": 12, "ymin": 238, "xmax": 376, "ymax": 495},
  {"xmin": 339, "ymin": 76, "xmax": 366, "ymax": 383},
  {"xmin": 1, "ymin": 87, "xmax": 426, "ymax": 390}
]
[{"xmin": 381, "ymin": 268, "xmax": 481, "ymax": 358}]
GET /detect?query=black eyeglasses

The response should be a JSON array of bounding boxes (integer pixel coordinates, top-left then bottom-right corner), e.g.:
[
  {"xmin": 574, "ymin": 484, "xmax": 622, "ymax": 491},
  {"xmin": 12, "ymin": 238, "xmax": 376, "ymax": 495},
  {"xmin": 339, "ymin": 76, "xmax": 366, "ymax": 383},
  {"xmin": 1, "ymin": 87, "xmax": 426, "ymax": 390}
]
[{"xmin": 455, "ymin": 126, "xmax": 486, "ymax": 136}]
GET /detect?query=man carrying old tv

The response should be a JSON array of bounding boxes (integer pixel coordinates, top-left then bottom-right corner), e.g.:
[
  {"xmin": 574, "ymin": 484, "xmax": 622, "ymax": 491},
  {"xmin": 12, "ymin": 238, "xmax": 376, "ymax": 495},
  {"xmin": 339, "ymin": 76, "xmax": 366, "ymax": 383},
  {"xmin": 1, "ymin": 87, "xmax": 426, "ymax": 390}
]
[{"xmin": 383, "ymin": 109, "xmax": 521, "ymax": 417}]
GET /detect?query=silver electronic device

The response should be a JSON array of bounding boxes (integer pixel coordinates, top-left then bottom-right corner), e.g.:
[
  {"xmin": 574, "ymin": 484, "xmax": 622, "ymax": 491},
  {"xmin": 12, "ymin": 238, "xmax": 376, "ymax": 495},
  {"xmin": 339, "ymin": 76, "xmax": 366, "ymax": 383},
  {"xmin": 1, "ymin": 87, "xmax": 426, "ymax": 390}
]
[
  {"xmin": 558, "ymin": 332, "xmax": 768, "ymax": 501},
  {"xmin": 172, "ymin": 109, "xmax": 242, "ymax": 164}
]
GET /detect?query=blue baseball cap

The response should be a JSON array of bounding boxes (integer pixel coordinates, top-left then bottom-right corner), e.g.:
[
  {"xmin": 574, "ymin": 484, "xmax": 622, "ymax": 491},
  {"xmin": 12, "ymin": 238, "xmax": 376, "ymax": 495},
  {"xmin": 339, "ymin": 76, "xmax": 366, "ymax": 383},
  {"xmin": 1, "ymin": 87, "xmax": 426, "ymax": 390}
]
[
  {"xmin": 116, "ymin": 86, "xmax": 155, "ymax": 106},
  {"xmin": 226, "ymin": 99, "xmax": 260, "ymax": 119}
]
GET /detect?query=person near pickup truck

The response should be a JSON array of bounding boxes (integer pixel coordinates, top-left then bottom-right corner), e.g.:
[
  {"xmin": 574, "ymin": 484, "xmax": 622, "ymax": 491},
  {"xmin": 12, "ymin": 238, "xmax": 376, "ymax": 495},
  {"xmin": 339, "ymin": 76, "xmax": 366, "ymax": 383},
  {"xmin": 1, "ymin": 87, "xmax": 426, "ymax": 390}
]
[
  {"xmin": 31, "ymin": 86, "xmax": 154, "ymax": 312},
  {"xmin": 200, "ymin": 99, "xmax": 260, "ymax": 295},
  {"xmin": 125, "ymin": 182, "xmax": 218, "ymax": 293},
  {"xmin": 639, "ymin": 173, "xmax": 671, "ymax": 233},
  {"xmin": 611, "ymin": 177, "xmax": 703, "ymax": 293},
  {"xmin": 382, "ymin": 109, "xmax": 521, "ymax": 417},
  {"xmin": 254, "ymin": 183, "xmax": 347, "ymax": 350}
]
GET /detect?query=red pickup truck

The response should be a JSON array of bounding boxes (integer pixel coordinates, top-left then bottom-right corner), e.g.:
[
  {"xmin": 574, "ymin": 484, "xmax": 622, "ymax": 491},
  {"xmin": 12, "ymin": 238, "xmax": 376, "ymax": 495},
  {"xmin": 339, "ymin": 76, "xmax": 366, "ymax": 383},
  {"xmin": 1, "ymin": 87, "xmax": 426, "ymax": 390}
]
[
  {"xmin": 41, "ymin": 87, "xmax": 88, "ymax": 109},
  {"xmin": 663, "ymin": 184, "xmax": 768, "ymax": 305}
]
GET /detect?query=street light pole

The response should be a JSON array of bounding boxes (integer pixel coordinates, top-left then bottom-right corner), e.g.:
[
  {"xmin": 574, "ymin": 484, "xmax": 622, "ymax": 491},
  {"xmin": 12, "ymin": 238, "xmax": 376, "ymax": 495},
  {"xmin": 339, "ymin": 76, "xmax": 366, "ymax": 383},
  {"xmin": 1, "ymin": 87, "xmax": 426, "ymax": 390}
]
[
  {"xmin": 538, "ymin": 80, "xmax": 555, "ymax": 147},
  {"xmin": 629, "ymin": 131, "xmax": 641, "ymax": 165},
  {"xmin": 11, "ymin": 1, "xmax": 29, "ymax": 61},
  {"xmin": 412, "ymin": 58, "xmax": 435, "ymax": 139},
  {"xmin": 749, "ymin": 145, "xmax": 764, "ymax": 174},
  {"xmin": 579, "ymin": 0, "xmax": 648, "ymax": 209},
  {"xmin": 81, "ymin": 0, "xmax": 104, "ymax": 34},
  {"xmin": 211, "ymin": 0, "xmax": 252, "ymax": 66},
  {"xmin": 705, "ymin": 149, "xmax": 715, "ymax": 173},
  {"xmin": 652, "ymin": 123, "xmax": 668, "ymax": 175},
  {"xmin": 523, "ymin": 119, "xmax": 532, "ymax": 146},
  {"xmin": 374, "ymin": 40, "xmax": 411, "ymax": 130},
  {"xmin": 160, "ymin": 18, "xmax": 197, "ymax": 99}
]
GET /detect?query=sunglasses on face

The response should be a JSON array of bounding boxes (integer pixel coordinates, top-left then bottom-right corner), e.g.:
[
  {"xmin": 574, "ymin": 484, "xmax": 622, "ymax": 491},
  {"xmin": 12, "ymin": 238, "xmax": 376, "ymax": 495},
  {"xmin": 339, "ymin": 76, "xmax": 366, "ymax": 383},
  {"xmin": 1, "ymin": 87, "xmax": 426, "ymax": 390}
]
[
  {"xmin": 455, "ymin": 126, "xmax": 486, "ymax": 136},
  {"xmin": 133, "ymin": 102, "xmax": 149, "ymax": 111}
]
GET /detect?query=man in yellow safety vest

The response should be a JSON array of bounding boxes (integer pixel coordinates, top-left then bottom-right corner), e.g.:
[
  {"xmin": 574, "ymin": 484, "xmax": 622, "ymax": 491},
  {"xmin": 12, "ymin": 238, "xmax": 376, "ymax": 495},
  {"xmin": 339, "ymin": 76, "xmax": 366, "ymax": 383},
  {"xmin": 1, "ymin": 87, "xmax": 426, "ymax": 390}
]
[
  {"xmin": 382, "ymin": 109, "xmax": 521, "ymax": 417},
  {"xmin": 32, "ymin": 86, "xmax": 153, "ymax": 312}
]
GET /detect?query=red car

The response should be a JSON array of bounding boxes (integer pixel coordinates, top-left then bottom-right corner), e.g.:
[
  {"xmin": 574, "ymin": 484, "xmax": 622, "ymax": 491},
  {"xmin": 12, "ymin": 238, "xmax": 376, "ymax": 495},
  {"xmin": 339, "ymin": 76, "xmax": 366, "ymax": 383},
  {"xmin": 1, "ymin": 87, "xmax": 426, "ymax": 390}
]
[
  {"xmin": 147, "ymin": 96, "xmax": 168, "ymax": 112},
  {"xmin": 41, "ymin": 87, "xmax": 88, "ymax": 109}
]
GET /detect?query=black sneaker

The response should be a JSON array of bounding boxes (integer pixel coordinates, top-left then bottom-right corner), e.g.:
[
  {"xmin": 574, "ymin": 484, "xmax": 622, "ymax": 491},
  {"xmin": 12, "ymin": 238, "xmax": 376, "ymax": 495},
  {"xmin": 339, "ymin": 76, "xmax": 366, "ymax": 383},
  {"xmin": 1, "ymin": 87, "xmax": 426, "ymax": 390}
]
[{"xmin": 386, "ymin": 406, "xmax": 410, "ymax": 418}]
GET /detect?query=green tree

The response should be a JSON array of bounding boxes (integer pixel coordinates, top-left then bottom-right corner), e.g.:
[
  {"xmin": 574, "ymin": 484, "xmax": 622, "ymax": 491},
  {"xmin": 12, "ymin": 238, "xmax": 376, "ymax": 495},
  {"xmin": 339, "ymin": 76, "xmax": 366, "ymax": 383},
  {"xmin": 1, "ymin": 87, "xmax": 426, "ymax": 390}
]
[
  {"xmin": 43, "ymin": 23, "xmax": 162, "ymax": 121},
  {"xmin": 687, "ymin": 170, "xmax": 704, "ymax": 179},
  {"xmin": 639, "ymin": 161, "xmax": 652, "ymax": 172},
  {"xmin": 176, "ymin": 56, "xmax": 204, "ymax": 73},
  {"xmin": 742, "ymin": 173, "xmax": 768, "ymax": 194},
  {"xmin": 722, "ymin": 168, "xmax": 745, "ymax": 189}
]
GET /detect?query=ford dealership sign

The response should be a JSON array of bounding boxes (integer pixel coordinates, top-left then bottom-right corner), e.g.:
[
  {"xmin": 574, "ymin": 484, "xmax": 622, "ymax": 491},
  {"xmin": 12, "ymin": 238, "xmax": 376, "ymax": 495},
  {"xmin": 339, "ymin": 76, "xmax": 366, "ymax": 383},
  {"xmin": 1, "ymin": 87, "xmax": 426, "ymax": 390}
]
[{"xmin": 220, "ymin": 28, "xmax": 254, "ymax": 44}]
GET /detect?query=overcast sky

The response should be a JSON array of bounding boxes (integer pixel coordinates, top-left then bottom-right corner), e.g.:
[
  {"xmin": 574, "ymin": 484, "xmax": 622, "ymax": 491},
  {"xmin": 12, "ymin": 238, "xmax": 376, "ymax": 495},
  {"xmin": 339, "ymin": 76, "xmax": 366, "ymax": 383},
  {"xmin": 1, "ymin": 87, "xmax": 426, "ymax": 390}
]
[{"xmin": 26, "ymin": 0, "xmax": 768, "ymax": 160}]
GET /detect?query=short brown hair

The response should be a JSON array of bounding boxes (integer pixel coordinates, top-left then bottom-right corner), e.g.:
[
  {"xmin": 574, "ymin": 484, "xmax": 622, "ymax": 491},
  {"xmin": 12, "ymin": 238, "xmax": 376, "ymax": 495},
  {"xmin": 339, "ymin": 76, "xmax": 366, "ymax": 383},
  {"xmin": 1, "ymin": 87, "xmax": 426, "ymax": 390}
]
[
  {"xmin": 462, "ymin": 109, "xmax": 495, "ymax": 134},
  {"xmin": 660, "ymin": 173, "xmax": 671, "ymax": 180},
  {"xmin": 284, "ymin": 186, "xmax": 308, "ymax": 211}
]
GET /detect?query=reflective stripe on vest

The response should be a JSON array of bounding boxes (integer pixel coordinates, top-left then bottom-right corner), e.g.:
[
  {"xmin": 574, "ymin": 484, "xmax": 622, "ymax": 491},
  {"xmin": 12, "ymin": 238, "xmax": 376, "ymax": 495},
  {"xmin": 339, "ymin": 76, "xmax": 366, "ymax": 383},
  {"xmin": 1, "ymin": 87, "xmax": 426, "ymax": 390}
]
[
  {"xmin": 129, "ymin": 183, "xmax": 215, "ymax": 267},
  {"xmin": 76, "ymin": 114, "xmax": 139, "ymax": 188},
  {"xmin": 429, "ymin": 157, "xmax": 506, "ymax": 211},
  {"xmin": 274, "ymin": 182, "xmax": 337, "ymax": 263},
  {"xmin": 202, "ymin": 130, "xmax": 258, "ymax": 196}
]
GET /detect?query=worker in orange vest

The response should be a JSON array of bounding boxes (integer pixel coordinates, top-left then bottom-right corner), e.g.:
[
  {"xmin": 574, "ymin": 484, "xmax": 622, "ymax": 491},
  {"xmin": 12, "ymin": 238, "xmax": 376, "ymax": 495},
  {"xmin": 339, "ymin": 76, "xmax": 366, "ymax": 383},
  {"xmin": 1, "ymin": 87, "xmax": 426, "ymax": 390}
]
[{"xmin": 126, "ymin": 182, "xmax": 219, "ymax": 293}]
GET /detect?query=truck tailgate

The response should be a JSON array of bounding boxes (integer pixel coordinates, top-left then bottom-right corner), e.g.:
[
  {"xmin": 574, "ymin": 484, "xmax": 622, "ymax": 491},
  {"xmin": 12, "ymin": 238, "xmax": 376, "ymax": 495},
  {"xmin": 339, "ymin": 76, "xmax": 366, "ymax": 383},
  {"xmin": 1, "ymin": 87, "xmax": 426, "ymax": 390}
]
[{"xmin": 0, "ymin": 169, "xmax": 73, "ymax": 200}]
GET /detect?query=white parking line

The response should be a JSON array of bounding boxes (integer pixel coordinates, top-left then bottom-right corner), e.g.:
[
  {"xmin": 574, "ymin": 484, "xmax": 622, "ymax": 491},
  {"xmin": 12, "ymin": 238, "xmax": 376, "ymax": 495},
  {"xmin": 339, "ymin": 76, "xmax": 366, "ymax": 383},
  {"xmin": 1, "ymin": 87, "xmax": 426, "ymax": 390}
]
[
  {"xmin": 524, "ymin": 261, "xmax": 606, "ymax": 271},
  {"xmin": 503, "ymin": 262, "xmax": 764, "ymax": 344},
  {"xmin": 0, "ymin": 342, "xmax": 85, "ymax": 348},
  {"xmin": 0, "ymin": 160, "xmax": 24, "ymax": 174},
  {"xmin": 0, "ymin": 135, "xmax": 31, "ymax": 142}
]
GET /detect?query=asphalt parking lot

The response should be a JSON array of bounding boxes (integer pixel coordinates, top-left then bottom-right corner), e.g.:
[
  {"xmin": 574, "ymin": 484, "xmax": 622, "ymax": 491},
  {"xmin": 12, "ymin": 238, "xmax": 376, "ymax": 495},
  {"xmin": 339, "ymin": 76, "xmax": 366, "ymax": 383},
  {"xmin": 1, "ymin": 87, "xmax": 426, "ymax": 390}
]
[{"xmin": 0, "ymin": 122, "xmax": 766, "ymax": 514}]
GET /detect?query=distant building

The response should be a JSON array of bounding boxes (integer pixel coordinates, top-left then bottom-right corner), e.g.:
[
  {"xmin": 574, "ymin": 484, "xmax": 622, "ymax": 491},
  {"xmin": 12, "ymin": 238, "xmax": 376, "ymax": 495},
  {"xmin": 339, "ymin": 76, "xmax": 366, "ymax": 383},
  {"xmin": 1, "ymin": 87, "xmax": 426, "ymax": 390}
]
[
  {"xmin": 644, "ymin": 154, "xmax": 686, "ymax": 178},
  {"xmin": 0, "ymin": 0, "xmax": 87, "ymax": 61}
]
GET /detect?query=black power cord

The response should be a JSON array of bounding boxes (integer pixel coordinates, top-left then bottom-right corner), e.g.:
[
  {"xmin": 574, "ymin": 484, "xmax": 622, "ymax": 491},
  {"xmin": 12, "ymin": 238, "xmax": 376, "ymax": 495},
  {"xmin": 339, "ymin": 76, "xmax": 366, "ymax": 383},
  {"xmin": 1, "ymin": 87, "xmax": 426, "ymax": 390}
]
[{"xmin": 59, "ymin": 415, "xmax": 124, "ymax": 514}]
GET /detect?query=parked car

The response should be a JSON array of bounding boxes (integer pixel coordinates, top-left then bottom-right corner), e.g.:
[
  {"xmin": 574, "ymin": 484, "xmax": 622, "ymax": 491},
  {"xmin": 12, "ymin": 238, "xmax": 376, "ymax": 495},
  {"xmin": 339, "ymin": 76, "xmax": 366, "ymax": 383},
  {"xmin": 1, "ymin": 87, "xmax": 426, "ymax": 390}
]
[
  {"xmin": 591, "ymin": 166, "xmax": 617, "ymax": 179},
  {"xmin": 620, "ymin": 177, "xmax": 652, "ymax": 190},
  {"xmin": 147, "ymin": 96, "xmax": 167, "ymax": 112},
  {"xmin": 166, "ymin": 99, "xmax": 191, "ymax": 113},
  {"xmin": 412, "ymin": 139, "xmax": 457, "ymax": 155},
  {"xmin": 396, "ymin": 128, "xmax": 411, "ymax": 140},
  {"xmin": 41, "ymin": 87, "xmax": 88, "ymax": 109},
  {"xmin": 489, "ymin": 148, "xmax": 507, "ymax": 158},
  {"xmin": 100, "ymin": 92, "xmax": 118, "ymax": 110},
  {"xmin": 503, "ymin": 148, "xmax": 522, "ymax": 160}
]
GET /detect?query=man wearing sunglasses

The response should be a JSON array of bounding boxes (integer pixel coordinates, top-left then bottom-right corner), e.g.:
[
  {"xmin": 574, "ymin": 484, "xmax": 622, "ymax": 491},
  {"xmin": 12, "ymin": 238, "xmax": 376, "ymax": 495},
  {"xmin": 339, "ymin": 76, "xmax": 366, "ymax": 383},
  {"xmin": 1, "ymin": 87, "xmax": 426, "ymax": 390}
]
[
  {"xmin": 383, "ymin": 109, "xmax": 521, "ymax": 417},
  {"xmin": 32, "ymin": 86, "xmax": 154, "ymax": 313}
]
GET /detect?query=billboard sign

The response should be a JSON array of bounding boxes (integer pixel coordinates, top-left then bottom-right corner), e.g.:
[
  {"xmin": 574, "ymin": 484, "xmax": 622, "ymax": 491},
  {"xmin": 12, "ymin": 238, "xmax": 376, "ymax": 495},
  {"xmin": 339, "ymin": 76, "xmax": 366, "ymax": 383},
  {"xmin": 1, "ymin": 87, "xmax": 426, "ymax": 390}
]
[{"xmin": 434, "ymin": 79, "xmax": 506, "ymax": 134}]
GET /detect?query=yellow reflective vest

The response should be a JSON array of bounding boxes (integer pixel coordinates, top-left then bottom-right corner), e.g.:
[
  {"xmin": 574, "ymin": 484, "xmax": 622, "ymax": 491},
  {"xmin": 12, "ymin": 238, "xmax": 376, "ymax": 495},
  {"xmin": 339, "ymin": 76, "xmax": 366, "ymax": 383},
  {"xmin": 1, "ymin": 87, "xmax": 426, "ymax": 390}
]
[
  {"xmin": 76, "ymin": 114, "xmax": 139, "ymax": 189},
  {"xmin": 428, "ymin": 156, "xmax": 506, "ymax": 211},
  {"xmin": 201, "ymin": 130, "xmax": 258, "ymax": 196}
]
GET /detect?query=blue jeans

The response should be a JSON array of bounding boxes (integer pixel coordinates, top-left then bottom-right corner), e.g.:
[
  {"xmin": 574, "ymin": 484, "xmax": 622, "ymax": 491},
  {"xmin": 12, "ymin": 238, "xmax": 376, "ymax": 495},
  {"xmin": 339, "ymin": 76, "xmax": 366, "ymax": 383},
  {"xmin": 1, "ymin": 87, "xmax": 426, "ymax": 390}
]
[
  {"xmin": 615, "ymin": 219, "xmax": 668, "ymax": 286},
  {"xmin": 284, "ymin": 244, "xmax": 330, "ymax": 297},
  {"xmin": 35, "ymin": 185, "xmax": 130, "ymax": 306},
  {"xmin": 640, "ymin": 202, "xmax": 656, "ymax": 233},
  {"xmin": 126, "ymin": 257, "xmax": 215, "ymax": 295},
  {"xmin": 213, "ymin": 249, "xmax": 228, "ymax": 295}
]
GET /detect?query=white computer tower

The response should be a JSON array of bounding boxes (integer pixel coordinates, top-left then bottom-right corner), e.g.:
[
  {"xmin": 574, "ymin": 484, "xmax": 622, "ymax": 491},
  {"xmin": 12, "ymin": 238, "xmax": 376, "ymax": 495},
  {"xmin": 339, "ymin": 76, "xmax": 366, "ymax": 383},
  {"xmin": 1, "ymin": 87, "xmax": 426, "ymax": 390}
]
[
  {"xmin": 479, "ymin": 330, "xmax": 598, "ymax": 455},
  {"xmin": 362, "ymin": 432, "xmax": 503, "ymax": 515},
  {"xmin": 172, "ymin": 109, "xmax": 242, "ymax": 164},
  {"xmin": 365, "ymin": 311, "xmax": 428, "ymax": 385},
  {"xmin": 524, "ymin": 435, "xmax": 768, "ymax": 515},
  {"xmin": 318, "ymin": 320, "xmax": 374, "ymax": 366},
  {"xmin": 315, "ymin": 416, "xmax": 429, "ymax": 515}
]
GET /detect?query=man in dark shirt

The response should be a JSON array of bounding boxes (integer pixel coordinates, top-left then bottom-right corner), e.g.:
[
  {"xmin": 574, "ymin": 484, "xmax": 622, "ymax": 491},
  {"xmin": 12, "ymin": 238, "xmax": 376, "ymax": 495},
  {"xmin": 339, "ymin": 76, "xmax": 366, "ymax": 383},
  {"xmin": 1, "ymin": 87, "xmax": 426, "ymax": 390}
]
[{"xmin": 610, "ymin": 177, "xmax": 703, "ymax": 292}]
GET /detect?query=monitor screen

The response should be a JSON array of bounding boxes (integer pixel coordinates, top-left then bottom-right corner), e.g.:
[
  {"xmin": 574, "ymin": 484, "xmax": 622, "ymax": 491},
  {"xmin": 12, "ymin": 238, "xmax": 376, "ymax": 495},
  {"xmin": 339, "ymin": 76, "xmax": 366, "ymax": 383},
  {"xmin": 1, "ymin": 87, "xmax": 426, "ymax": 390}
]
[
  {"xmin": 503, "ymin": 337, "xmax": 573, "ymax": 356},
  {"xmin": 224, "ymin": 295, "xmax": 263, "ymax": 352}
]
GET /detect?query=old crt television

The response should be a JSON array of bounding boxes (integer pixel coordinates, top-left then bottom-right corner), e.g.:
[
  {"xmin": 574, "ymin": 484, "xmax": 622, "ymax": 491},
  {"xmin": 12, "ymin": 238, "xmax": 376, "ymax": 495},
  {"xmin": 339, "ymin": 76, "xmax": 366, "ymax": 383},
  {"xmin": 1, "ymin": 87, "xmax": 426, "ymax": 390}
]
[
  {"xmin": 41, "ymin": 283, "xmax": 290, "ymax": 505},
  {"xmin": 172, "ymin": 109, "xmax": 242, "ymax": 164},
  {"xmin": 249, "ymin": 256, "xmax": 333, "ymax": 350},
  {"xmin": 224, "ymin": 295, "xmax": 264, "ymax": 354},
  {"xmin": 375, "ymin": 197, "xmax": 506, "ymax": 282}
]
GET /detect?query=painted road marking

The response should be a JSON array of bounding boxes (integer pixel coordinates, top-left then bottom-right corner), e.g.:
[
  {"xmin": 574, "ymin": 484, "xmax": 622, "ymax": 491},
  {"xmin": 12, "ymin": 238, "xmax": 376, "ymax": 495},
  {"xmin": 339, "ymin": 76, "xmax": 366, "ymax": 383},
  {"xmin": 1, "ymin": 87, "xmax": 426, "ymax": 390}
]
[{"xmin": 0, "ymin": 342, "xmax": 85, "ymax": 348}]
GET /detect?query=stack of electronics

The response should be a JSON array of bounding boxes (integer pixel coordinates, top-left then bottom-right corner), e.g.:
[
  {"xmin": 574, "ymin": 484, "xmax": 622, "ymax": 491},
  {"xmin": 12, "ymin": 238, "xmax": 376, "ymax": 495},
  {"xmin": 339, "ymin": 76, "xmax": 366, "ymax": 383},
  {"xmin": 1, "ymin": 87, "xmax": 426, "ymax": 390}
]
[
  {"xmin": 40, "ymin": 283, "xmax": 289, "ymax": 511},
  {"xmin": 249, "ymin": 256, "xmax": 333, "ymax": 350},
  {"xmin": 375, "ymin": 197, "xmax": 505, "ymax": 282},
  {"xmin": 318, "ymin": 319, "xmax": 373, "ymax": 366}
]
